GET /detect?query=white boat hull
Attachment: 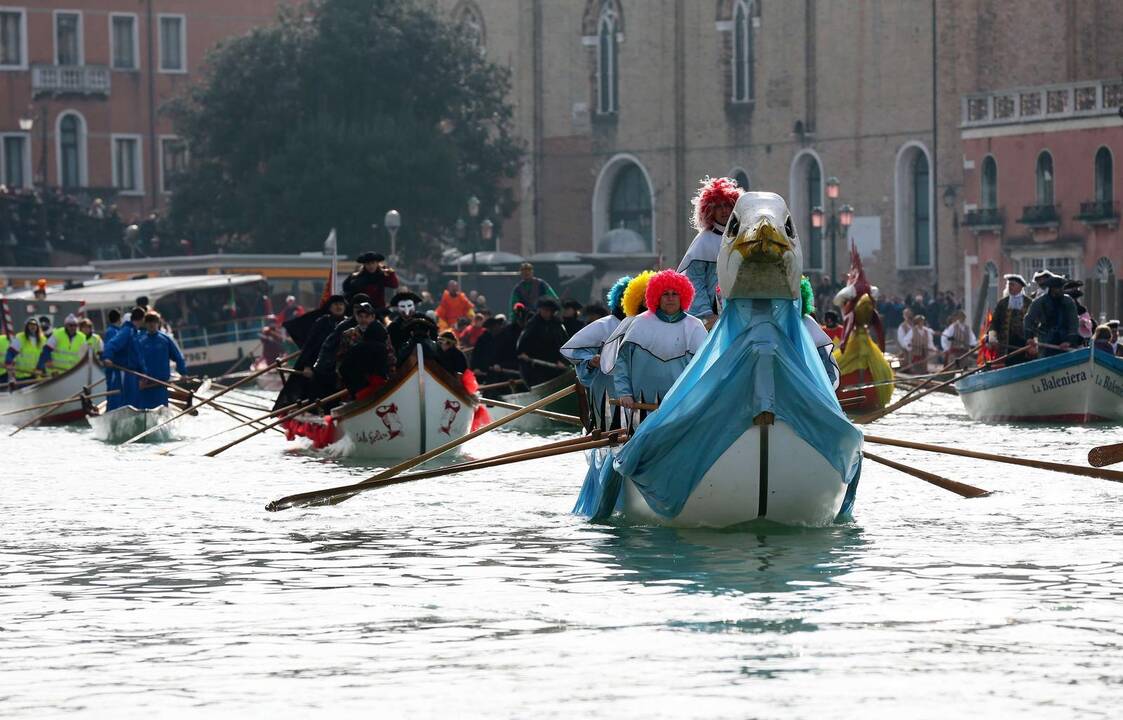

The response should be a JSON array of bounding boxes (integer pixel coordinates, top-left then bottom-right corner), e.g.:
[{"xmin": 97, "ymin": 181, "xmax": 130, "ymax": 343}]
[
  {"xmin": 287, "ymin": 353, "xmax": 477, "ymax": 460},
  {"xmin": 620, "ymin": 419, "xmax": 849, "ymax": 528},
  {"xmin": 956, "ymin": 348, "xmax": 1123, "ymax": 423},
  {"xmin": 87, "ymin": 404, "xmax": 177, "ymax": 443},
  {"xmin": 0, "ymin": 355, "xmax": 97, "ymax": 426}
]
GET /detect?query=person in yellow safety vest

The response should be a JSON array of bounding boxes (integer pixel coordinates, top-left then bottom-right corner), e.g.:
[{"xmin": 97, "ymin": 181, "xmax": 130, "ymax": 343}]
[
  {"xmin": 38, "ymin": 314, "xmax": 88, "ymax": 375},
  {"xmin": 0, "ymin": 332, "xmax": 9, "ymax": 383},
  {"xmin": 78, "ymin": 318, "xmax": 103, "ymax": 358},
  {"xmin": 4, "ymin": 318, "xmax": 47, "ymax": 381}
]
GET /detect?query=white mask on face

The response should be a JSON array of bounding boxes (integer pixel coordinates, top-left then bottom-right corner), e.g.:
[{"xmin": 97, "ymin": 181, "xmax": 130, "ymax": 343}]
[{"xmin": 397, "ymin": 300, "xmax": 415, "ymax": 316}]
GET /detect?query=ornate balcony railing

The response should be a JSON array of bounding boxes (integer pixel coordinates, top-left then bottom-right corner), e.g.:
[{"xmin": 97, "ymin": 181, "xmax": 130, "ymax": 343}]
[
  {"xmin": 963, "ymin": 208, "xmax": 1004, "ymax": 228},
  {"xmin": 31, "ymin": 65, "xmax": 111, "ymax": 98},
  {"xmin": 962, "ymin": 78, "xmax": 1123, "ymax": 128},
  {"xmin": 1075, "ymin": 201, "xmax": 1120, "ymax": 224},
  {"xmin": 1017, "ymin": 204, "xmax": 1061, "ymax": 226}
]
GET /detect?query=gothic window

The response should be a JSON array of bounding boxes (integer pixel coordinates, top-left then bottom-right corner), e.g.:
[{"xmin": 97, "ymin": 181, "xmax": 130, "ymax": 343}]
[
  {"xmin": 732, "ymin": 0, "xmax": 754, "ymax": 103},
  {"xmin": 1035, "ymin": 151, "xmax": 1054, "ymax": 206},
  {"xmin": 981, "ymin": 156, "xmax": 997, "ymax": 209},
  {"xmin": 454, "ymin": 2, "xmax": 485, "ymax": 53},
  {"xmin": 1095, "ymin": 147, "xmax": 1113, "ymax": 204},
  {"xmin": 596, "ymin": 7, "xmax": 618, "ymax": 114},
  {"xmin": 608, "ymin": 163, "xmax": 652, "ymax": 249}
]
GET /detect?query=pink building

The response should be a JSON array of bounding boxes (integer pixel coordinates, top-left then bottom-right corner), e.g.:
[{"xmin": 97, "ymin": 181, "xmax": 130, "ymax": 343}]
[
  {"xmin": 960, "ymin": 78, "xmax": 1123, "ymax": 325},
  {"xmin": 0, "ymin": 1, "xmax": 285, "ymax": 218}
]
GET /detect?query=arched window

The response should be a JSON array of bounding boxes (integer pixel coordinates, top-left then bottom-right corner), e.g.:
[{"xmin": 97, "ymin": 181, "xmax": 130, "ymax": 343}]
[
  {"xmin": 732, "ymin": 169, "xmax": 750, "ymax": 190},
  {"xmin": 1036, "ymin": 151, "xmax": 1054, "ymax": 205},
  {"xmin": 58, "ymin": 112, "xmax": 84, "ymax": 189},
  {"xmin": 596, "ymin": 7, "xmax": 619, "ymax": 114},
  {"xmin": 1094, "ymin": 257, "xmax": 1117, "ymax": 323},
  {"xmin": 454, "ymin": 2, "xmax": 485, "ymax": 52},
  {"xmin": 981, "ymin": 156, "xmax": 998, "ymax": 209},
  {"xmin": 789, "ymin": 151, "xmax": 823, "ymax": 271},
  {"xmin": 608, "ymin": 164, "xmax": 652, "ymax": 249},
  {"xmin": 912, "ymin": 153, "xmax": 930, "ymax": 266},
  {"xmin": 1095, "ymin": 147, "xmax": 1113, "ymax": 204},
  {"xmin": 894, "ymin": 142, "xmax": 932, "ymax": 268},
  {"xmin": 732, "ymin": 0, "xmax": 754, "ymax": 103}
]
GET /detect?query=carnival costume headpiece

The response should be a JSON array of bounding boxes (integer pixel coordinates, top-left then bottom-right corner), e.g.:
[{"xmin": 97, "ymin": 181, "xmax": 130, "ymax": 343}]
[
  {"xmin": 644, "ymin": 269, "xmax": 695, "ymax": 314},
  {"xmin": 691, "ymin": 176, "xmax": 743, "ymax": 233},
  {"xmin": 606, "ymin": 275, "xmax": 633, "ymax": 315},
  {"xmin": 621, "ymin": 271, "xmax": 656, "ymax": 317}
]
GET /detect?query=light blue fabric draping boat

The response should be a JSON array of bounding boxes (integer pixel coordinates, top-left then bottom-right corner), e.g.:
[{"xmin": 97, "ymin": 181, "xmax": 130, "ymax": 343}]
[
  {"xmin": 613, "ymin": 297, "xmax": 863, "ymax": 520},
  {"xmin": 572, "ymin": 448, "xmax": 623, "ymax": 519}
]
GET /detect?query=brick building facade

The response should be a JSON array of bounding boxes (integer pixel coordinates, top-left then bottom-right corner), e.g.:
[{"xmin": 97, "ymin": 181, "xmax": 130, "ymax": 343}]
[{"xmin": 0, "ymin": 1, "xmax": 286, "ymax": 220}]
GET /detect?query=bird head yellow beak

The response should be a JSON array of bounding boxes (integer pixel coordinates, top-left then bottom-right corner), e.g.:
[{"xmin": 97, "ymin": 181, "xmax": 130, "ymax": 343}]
[{"xmin": 733, "ymin": 219, "xmax": 791, "ymax": 260}]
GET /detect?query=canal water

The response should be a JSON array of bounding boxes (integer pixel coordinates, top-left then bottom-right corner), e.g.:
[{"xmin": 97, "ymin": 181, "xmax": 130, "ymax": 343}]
[{"xmin": 2, "ymin": 390, "xmax": 1122, "ymax": 718}]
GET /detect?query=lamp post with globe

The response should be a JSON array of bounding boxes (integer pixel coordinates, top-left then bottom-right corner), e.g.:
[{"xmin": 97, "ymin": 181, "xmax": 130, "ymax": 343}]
[{"xmin": 810, "ymin": 176, "xmax": 853, "ymax": 287}]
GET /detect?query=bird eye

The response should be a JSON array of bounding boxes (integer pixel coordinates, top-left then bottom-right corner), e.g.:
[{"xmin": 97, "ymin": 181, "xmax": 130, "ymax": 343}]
[
  {"xmin": 726, "ymin": 214, "xmax": 740, "ymax": 238},
  {"xmin": 784, "ymin": 215, "xmax": 794, "ymax": 237}
]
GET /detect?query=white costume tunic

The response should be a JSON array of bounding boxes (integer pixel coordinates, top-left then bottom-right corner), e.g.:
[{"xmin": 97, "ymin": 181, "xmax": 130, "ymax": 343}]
[
  {"xmin": 802, "ymin": 315, "xmax": 841, "ymax": 389},
  {"xmin": 612, "ymin": 311, "xmax": 708, "ymax": 406},
  {"xmin": 677, "ymin": 225, "xmax": 724, "ymax": 320},
  {"xmin": 561, "ymin": 314, "xmax": 622, "ymax": 429}
]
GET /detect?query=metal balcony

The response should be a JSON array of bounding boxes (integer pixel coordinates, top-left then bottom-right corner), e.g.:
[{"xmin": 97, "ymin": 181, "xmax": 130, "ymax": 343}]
[
  {"xmin": 963, "ymin": 208, "xmax": 1004, "ymax": 229},
  {"xmin": 1017, "ymin": 204, "xmax": 1061, "ymax": 227},
  {"xmin": 1075, "ymin": 200, "xmax": 1120, "ymax": 225},
  {"xmin": 31, "ymin": 65, "xmax": 111, "ymax": 98}
]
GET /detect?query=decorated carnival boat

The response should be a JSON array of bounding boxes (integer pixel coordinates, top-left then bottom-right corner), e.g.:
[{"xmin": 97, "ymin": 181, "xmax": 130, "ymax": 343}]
[
  {"xmin": 87, "ymin": 403, "xmax": 178, "ymax": 443},
  {"xmin": 284, "ymin": 347, "xmax": 480, "ymax": 459},
  {"xmin": 581, "ymin": 192, "xmax": 863, "ymax": 528},
  {"xmin": 0, "ymin": 354, "xmax": 97, "ymax": 426},
  {"xmin": 832, "ymin": 245, "xmax": 894, "ymax": 413},
  {"xmin": 955, "ymin": 346, "xmax": 1123, "ymax": 423}
]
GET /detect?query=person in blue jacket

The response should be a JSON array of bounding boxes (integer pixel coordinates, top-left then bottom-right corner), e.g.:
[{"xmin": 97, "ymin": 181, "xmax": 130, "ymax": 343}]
[
  {"xmin": 102, "ymin": 307, "xmax": 145, "ymax": 409},
  {"xmin": 101, "ymin": 309, "xmax": 124, "ymax": 404},
  {"xmin": 137, "ymin": 312, "xmax": 187, "ymax": 409}
]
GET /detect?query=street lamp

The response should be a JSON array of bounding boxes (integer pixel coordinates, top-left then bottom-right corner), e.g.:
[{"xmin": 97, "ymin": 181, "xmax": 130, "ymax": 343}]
[
  {"xmin": 811, "ymin": 177, "xmax": 851, "ymax": 283},
  {"xmin": 480, "ymin": 218, "xmax": 495, "ymax": 252},
  {"xmin": 383, "ymin": 209, "xmax": 401, "ymax": 263},
  {"xmin": 467, "ymin": 195, "xmax": 480, "ymax": 219},
  {"xmin": 18, "ymin": 112, "xmax": 33, "ymax": 131}
]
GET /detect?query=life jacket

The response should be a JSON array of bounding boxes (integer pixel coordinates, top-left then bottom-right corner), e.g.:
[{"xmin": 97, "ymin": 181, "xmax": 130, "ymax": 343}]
[
  {"xmin": 50, "ymin": 328, "xmax": 88, "ymax": 372},
  {"xmin": 11, "ymin": 331, "xmax": 45, "ymax": 378}
]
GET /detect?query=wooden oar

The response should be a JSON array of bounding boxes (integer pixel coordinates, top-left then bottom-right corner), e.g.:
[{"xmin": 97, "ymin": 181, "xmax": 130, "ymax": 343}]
[
  {"xmin": 267, "ymin": 384, "xmax": 577, "ymax": 511},
  {"xmin": 478, "ymin": 378, "xmax": 526, "ymax": 391},
  {"xmin": 608, "ymin": 398, "xmax": 659, "ymax": 411},
  {"xmin": 893, "ymin": 343, "xmax": 982, "ymax": 404},
  {"xmin": 855, "ymin": 346, "xmax": 1029, "ymax": 424},
  {"xmin": 1088, "ymin": 442, "xmax": 1123, "ymax": 468},
  {"xmin": 204, "ymin": 390, "xmax": 349, "ymax": 457},
  {"xmin": 480, "ymin": 397, "xmax": 583, "ymax": 426},
  {"xmin": 173, "ymin": 399, "xmax": 306, "ymax": 449},
  {"xmin": 864, "ymin": 433, "xmax": 1123, "ymax": 484},
  {"xmin": 8, "ymin": 376, "xmax": 106, "ymax": 436},
  {"xmin": 121, "ymin": 350, "xmax": 299, "ymax": 445},
  {"xmin": 109, "ymin": 364, "xmax": 192, "ymax": 396},
  {"xmin": 267, "ymin": 428, "xmax": 621, "ymax": 511},
  {"xmin": 0, "ymin": 388, "xmax": 119, "ymax": 416},
  {"xmin": 862, "ymin": 450, "xmax": 990, "ymax": 498}
]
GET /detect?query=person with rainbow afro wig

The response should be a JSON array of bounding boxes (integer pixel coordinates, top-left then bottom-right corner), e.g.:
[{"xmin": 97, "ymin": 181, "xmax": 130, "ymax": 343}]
[
  {"xmin": 598, "ymin": 270, "xmax": 656, "ymax": 377},
  {"xmin": 561, "ymin": 275, "xmax": 632, "ymax": 431},
  {"xmin": 678, "ymin": 177, "xmax": 743, "ymax": 324},
  {"xmin": 612, "ymin": 269, "xmax": 707, "ymax": 417}
]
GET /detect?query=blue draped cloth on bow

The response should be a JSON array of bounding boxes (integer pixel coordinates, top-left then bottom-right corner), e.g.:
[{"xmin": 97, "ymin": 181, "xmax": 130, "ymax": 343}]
[{"xmin": 612, "ymin": 297, "xmax": 863, "ymax": 519}]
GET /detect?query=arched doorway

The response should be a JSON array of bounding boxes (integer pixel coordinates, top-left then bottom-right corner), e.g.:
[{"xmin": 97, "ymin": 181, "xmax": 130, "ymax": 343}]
[{"xmin": 592, "ymin": 154, "xmax": 654, "ymax": 254}]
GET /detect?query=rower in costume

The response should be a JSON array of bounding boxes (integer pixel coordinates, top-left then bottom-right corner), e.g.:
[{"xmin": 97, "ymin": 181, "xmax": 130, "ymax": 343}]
[
  {"xmin": 985, "ymin": 274, "xmax": 1030, "ymax": 366},
  {"xmin": 136, "ymin": 312, "xmax": 188, "ymax": 409},
  {"xmin": 677, "ymin": 177, "xmax": 742, "ymax": 323},
  {"xmin": 830, "ymin": 245, "xmax": 892, "ymax": 407},
  {"xmin": 798, "ymin": 278, "xmax": 840, "ymax": 390},
  {"xmin": 609, "ymin": 192, "xmax": 863, "ymax": 525},
  {"xmin": 598, "ymin": 271, "xmax": 655, "ymax": 380},
  {"xmin": 560, "ymin": 275, "xmax": 631, "ymax": 432},
  {"xmin": 612, "ymin": 269, "xmax": 707, "ymax": 420},
  {"xmin": 387, "ymin": 292, "xmax": 423, "ymax": 350},
  {"xmin": 1024, "ymin": 271, "xmax": 1081, "ymax": 357}
]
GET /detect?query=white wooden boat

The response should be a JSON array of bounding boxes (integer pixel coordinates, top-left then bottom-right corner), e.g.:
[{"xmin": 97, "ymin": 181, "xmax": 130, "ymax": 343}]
[
  {"xmin": 0, "ymin": 354, "xmax": 97, "ymax": 426},
  {"xmin": 87, "ymin": 403, "xmax": 177, "ymax": 443},
  {"xmin": 285, "ymin": 347, "xmax": 478, "ymax": 460},
  {"xmin": 617, "ymin": 416, "xmax": 851, "ymax": 528},
  {"xmin": 955, "ymin": 346, "xmax": 1123, "ymax": 423}
]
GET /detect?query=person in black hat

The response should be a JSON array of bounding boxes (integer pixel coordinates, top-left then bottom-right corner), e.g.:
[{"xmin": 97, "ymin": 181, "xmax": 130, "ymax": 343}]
[
  {"xmin": 1063, "ymin": 280, "xmax": 1093, "ymax": 343},
  {"xmin": 435, "ymin": 330, "xmax": 469, "ymax": 376},
  {"xmin": 311, "ymin": 293, "xmax": 370, "ymax": 398},
  {"xmin": 470, "ymin": 317, "xmax": 511, "ymax": 382},
  {"xmin": 560, "ymin": 299, "xmax": 585, "ymax": 336},
  {"xmin": 296, "ymin": 294, "xmax": 347, "ymax": 380},
  {"xmin": 336, "ymin": 303, "xmax": 393, "ymax": 398},
  {"xmin": 396, "ymin": 316, "xmax": 439, "ymax": 366},
  {"xmin": 987, "ymin": 273, "xmax": 1031, "ymax": 366},
  {"xmin": 516, "ymin": 297, "xmax": 570, "ymax": 387},
  {"xmin": 1024, "ymin": 272, "xmax": 1081, "ymax": 356},
  {"xmin": 387, "ymin": 291, "xmax": 423, "ymax": 350},
  {"xmin": 1107, "ymin": 319, "xmax": 1121, "ymax": 357},
  {"xmin": 342, "ymin": 252, "xmax": 398, "ymax": 308}
]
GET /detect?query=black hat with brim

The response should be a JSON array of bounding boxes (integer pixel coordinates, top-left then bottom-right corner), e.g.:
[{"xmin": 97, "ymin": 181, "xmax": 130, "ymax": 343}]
[
  {"xmin": 355, "ymin": 303, "xmax": 375, "ymax": 316},
  {"xmin": 356, "ymin": 252, "xmax": 384, "ymax": 263},
  {"xmin": 561, "ymin": 299, "xmax": 583, "ymax": 310},
  {"xmin": 1039, "ymin": 274, "xmax": 1067, "ymax": 289},
  {"xmin": 325, "ymin": 294, "xmax": 346, "ymax": 306},
  {"xmin": 390, "ymin": 292, "xmax": 423, "ymax": 305},
  {"xmin": 1003, "ymin": 273, "xmax": 1027, "ymax": 287},
  {"xmin": 405, "ymin": 316, "xmax": 437, "ymax": 332},
  {"xmin": 537, "ymin": 298, "xmax": 560, "ymax": 311}
]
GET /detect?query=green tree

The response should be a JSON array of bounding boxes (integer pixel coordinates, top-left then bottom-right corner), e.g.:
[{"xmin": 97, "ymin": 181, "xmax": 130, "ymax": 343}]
[{"xmin": 166, "ymin": 0, "xmax": 523, "ymax": 260}]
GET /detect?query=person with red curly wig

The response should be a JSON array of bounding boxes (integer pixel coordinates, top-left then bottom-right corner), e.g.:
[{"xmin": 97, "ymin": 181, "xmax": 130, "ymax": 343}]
[
  {"xmin": 612, "ymin": 269, "xmax": 707, "ymax": 415},
  {"xmin": 677, "ymin": 177, "xmax": 743, "ymax": 324}
]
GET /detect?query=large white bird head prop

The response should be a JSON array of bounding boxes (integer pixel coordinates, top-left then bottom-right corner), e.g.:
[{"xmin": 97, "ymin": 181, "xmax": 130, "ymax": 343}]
[{"xmin": 717, "ymin": 191, "xmax": 804, "ymax": 301}]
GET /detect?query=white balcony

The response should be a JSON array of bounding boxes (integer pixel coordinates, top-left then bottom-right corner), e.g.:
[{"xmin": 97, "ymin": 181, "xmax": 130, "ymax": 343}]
[
  {"xmin": 31, "ymin": 65, "xmax": 111, "ymax": 98},
  {"xmin": 961, "ymin": 78, "xmax": 1123, "ymax": 128}
]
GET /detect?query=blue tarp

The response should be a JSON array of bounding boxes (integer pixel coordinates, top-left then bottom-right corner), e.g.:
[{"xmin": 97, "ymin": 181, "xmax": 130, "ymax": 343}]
[{"xmin": 612, "ymin": 297, "xmax": 863, "ymax": 519}]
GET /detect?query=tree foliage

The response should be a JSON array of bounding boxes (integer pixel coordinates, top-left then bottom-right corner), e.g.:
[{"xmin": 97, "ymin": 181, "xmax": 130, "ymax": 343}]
[{"xmin": 167, "ymin": 0, "xmax": 523, "ymax": 259}]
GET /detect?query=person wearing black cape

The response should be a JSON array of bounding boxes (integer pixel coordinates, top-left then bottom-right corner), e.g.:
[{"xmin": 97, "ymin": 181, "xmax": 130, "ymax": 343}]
[
  {"xmin": 336, "ymin": 303, "xmax": 393, "ymax": 398},
  {"xmin": 396, "ymin": 316, "xmax": 439, "ymax": 367},
  {"xmin": 516, "ymin": 297, "xmax": 570, "ymax": 387},
  {"xmin": 387, "ymin": 291, "xmax": 423, "ymax": 350}
]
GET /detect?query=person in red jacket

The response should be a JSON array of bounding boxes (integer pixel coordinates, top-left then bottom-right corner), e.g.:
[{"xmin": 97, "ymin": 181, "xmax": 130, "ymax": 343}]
[{"xmin": 342, "ymin": 252, "xmax": 399, "ymax": 308}]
